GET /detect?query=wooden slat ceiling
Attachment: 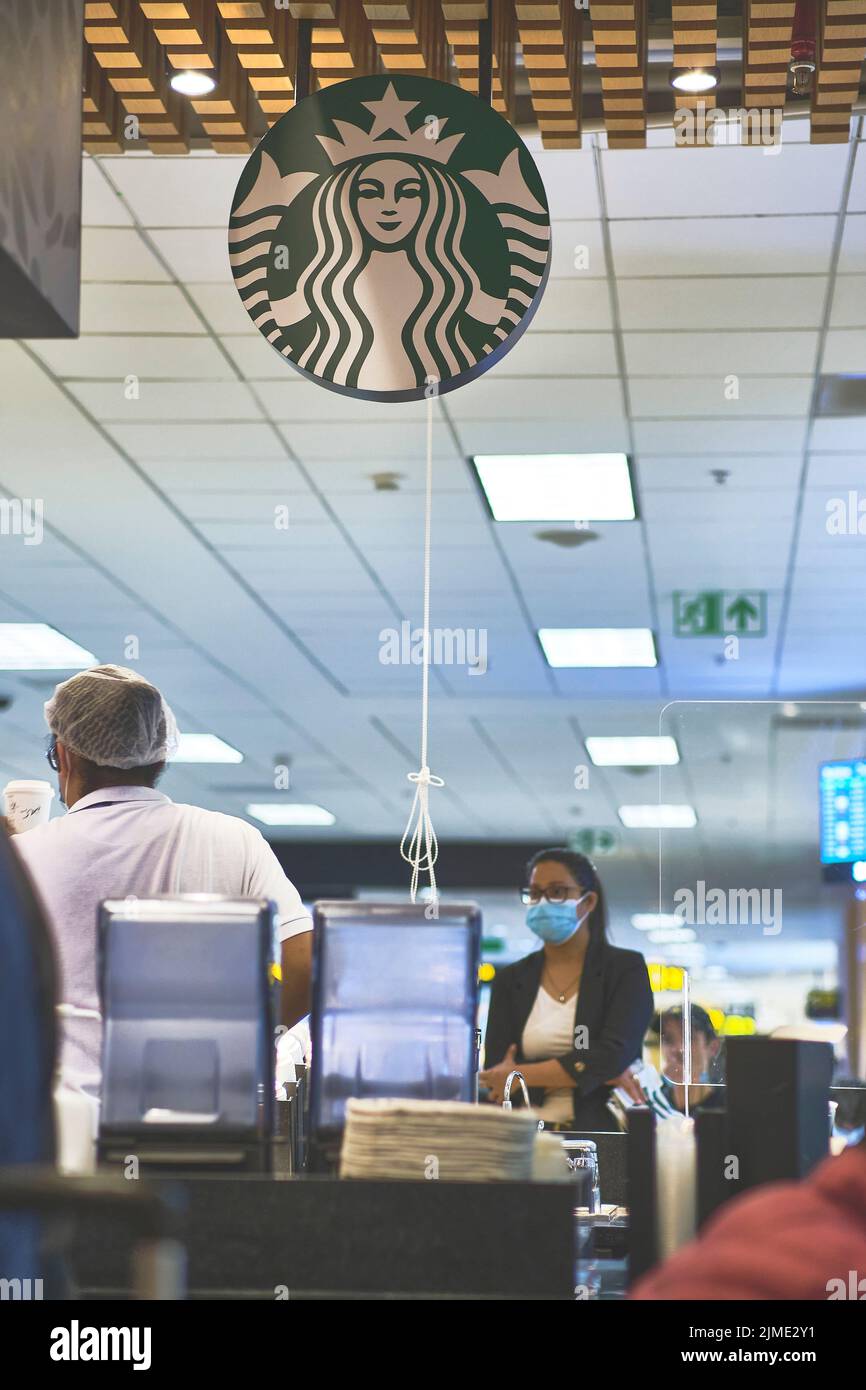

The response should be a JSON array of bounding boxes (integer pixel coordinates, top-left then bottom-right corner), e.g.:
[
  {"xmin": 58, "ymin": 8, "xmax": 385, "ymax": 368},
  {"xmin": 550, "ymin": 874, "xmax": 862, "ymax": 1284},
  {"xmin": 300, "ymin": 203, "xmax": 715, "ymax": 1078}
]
[
  {"xmin": 591, "ymin": 0, "xmax": 648, "ymax": 149},
  {"xmin": 442, "ymin": 2, "xmax": 517, "ymax": 117},
  {"xmin": 811, "ymin": 0, "xmax": 866, "ymax": 141},
  {"xmin": 81, "ymin": 1, "xmax": 865, "ymax": 155},
  {"xmin": 363, "ymin": 2, "xmax": 449, "ymax": 81},
  {"xmin": 671, "ymin": 0, "xmax": 719, "ymax": 145},
  {"xmin": 741, "ymin": 0, "xmax": 796, "ymax": 146},
  {"xmin": 515, "ymin": 1, "xmax": 582, "ymax": 148}
]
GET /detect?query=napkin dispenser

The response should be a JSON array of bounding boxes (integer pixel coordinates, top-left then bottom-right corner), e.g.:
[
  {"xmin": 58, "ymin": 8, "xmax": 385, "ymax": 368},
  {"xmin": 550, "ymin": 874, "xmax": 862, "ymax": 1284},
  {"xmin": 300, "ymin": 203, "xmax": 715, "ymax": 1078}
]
[{"xmin": 97, "ymin": 895, "xmax": 275, "ymax": 1173}]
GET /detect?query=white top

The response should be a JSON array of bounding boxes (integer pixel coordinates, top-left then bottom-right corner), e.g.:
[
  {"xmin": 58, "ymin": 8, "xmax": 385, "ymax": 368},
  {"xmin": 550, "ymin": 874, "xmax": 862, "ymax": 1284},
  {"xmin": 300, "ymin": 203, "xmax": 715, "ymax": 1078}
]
[
  {"xmin": 521, "ymin": 987, "xmax": 577, "ymax": 1124},
  {"xmin": 15, "ymin": 786, "xmax": 312, "ymax": 1086}
]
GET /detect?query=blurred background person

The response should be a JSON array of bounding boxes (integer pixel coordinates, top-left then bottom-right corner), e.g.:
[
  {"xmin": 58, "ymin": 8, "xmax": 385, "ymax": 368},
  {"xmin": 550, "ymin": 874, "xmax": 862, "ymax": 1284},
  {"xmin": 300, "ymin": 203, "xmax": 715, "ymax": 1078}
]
[
  {"xmin": 658, "ymin": 1004, "xmax": 725, "ymax": 1115},
  {"xmin": 15, "ymin": 666, "xmax": 312, "ymax": 1092},
  {"xmin": 480, "ymin": 848, "xmax": 653, "ymax": 1129}
]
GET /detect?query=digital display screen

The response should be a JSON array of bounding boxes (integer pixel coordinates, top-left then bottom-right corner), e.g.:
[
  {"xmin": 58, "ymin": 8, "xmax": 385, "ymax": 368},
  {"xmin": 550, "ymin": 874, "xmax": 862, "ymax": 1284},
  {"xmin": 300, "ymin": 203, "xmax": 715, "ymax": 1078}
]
[{"xmin": 819, "ymin": 760, "xmax": 866, "ymax": 865}]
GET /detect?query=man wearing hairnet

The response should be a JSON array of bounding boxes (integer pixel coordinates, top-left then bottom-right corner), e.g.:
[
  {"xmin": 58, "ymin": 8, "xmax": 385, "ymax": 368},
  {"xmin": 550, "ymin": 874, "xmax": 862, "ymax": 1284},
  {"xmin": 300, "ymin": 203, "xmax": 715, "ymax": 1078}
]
[{"xmin": 15, "ymin": 665, "xmax": 312, "ymax": 1089}]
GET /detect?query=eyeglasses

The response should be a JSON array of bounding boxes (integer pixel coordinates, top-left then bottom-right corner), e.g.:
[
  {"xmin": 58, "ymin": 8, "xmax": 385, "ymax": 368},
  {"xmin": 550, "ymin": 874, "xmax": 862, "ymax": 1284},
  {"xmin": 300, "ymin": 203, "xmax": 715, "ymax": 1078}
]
[
  {"xmin": 520, "ymin": 885, "xmax": 581, "ymax": 905},
  {"xmin": 45, "ymin": 737, "xmax": 59, "ymax": 772}
]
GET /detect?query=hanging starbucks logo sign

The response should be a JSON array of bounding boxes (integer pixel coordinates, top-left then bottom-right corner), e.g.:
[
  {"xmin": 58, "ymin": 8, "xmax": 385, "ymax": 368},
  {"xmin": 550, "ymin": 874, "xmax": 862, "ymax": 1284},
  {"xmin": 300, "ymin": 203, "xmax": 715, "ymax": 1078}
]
[{"xmin": 228, "ymin": 76, "xmax": 551, "ymax": 402}]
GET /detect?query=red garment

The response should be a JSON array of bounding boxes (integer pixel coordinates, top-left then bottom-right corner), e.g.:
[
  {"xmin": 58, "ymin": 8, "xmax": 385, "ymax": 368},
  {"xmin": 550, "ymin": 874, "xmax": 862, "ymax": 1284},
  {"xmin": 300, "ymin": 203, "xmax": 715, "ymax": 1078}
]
[{"xmin": 632, "ymin": 1145, "xmax": 866, "ymax": 1300}]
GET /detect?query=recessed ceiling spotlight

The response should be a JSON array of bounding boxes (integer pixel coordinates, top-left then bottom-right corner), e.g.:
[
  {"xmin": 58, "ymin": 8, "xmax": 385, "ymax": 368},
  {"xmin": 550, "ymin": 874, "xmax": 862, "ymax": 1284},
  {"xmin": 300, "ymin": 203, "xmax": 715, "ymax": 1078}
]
[
  {"xmin": 170, "ymin": 69, "xmax": 217, "ymax": 97},
  {"xmin": 669, "ymin": 66, "xmax": 721, "ymax": 94}
]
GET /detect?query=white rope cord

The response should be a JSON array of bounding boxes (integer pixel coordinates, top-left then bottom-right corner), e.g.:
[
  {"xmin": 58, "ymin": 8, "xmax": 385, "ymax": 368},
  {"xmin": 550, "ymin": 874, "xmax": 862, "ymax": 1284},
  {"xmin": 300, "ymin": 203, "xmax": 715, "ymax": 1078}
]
[{"xmin": 400, "ymin": 392, "xmax": 444, "ymax": 905}]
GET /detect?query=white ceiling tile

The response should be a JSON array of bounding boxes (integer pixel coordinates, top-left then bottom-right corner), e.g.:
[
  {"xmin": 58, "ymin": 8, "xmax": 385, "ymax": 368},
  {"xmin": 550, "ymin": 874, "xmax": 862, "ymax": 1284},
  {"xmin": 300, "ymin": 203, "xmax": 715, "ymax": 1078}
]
[
  {"xmin": 187, "ymin": 282, "xmax": 256, "ymax": 335},
  {"xmin": 838, "ymin": 215, "xmax": 866, "ymax": 274},
  {"xmin": 822, "ymin": 329, "xmax": 866, "ymax": 374},
  {"xmin": 809, "ymin": 418, "xmax": 866, "ymax": 450},
  {"xmin": 634, "ymin": 418, "xmax": 808, "ymax": 453},
  {"xmin": 630, "ymin": 376, "xmax": 812, "ymax": 417},
  {"xmin": 81, "ymin": 157, "xmax": 134, "ymax": 226},
  {"xmin": 253, "ymin": 381, "xmax": 430, "ymax": 423},
  {"xmin": 532, "ymin": 149, "xmax": 601, "ymax": 219},
  {"xmin": 280, "ymin": 420, "xmax": 458, "ymax": 462},
  {"xmin": 106, "ymin": 421, "xmax": 285, "ymax": 460},
  {"xmin": 847, "ymin": 145, "xmax": 866, "ymax": 212},
  {"xmin": 149, "ymin": 228, "xmax": 232, "ymax": 283},
  {"xmin": 27, "ymin": 335, "xmax": 234, "ymax": 381},
  {"xmin": 549, "ymin": 220, "xmax": 607, "ymax": 276},
  {"xmin": 526, "ymin": 278, "xmax": 612, "ymax": 331},
  {"xmin": 446, "ymin": 375, "xmax": 624, "ymax": 421},
  {"xmin": 220, "ymin": 334, "xmax": 292, "ymax": 378},
  {"xmin": 619, "ymin": 277, "xmax": 827, "ymax": 330},
  {"xmin": 486, "ymin": 330, "xmax": 618, "ymax": 376},
  {"xmin": 96, "ymin": 154, "xmax": 247, "ymax": 227},
  {"xmin": 639, "ymin": 456, "xmax": 802, "ymax": 490},
  {"xmin": 79, "ymin": 282, "xmax": 203, "ymax": 333},
  {"xmin": 610, "ymin": 215, "xmax": 835, "ymax": 277},
  {"xmin": 808, "ymin": 454, "xmax": 866, "ymax": 487},
  {"xmin": 829, "ymin": 274, "xmax": 866, "ymax": 328},
  {"xmin": 453, "ymin": 419, "xmax": 630, "ymax": 453},
  {"xmin": 623, "ymin": 330, "xmax": 819, "ymax": 376},
  {"xmin": 81, "ymin": 228, "xmax": 169, "ymax": 282},
  {"xmin": 67, "ymin": 380, "xmax": 262, "ymax": 423},
  {"xmin": 602, "ymin": 144, "xmax": 850, "ymax": 218}
]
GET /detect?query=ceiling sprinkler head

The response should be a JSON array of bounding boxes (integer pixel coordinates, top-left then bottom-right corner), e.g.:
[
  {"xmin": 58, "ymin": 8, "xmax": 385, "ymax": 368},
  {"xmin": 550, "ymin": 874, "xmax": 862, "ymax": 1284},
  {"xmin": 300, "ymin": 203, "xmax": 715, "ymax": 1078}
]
[
  {"xmin": 789, "ymin": 59, "xmax": 816, "ymax": 97},
  {"xmin": 710, "ymin": 468, "xmax": 730, "ymax": 486}
]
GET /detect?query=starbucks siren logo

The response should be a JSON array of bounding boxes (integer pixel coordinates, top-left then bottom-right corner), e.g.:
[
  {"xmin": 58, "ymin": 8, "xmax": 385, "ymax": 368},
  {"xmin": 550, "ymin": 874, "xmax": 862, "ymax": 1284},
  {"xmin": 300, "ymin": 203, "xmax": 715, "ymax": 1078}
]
[{"xmin": 228, "ymin": 77, "xmax": 551, "ymax": 402}]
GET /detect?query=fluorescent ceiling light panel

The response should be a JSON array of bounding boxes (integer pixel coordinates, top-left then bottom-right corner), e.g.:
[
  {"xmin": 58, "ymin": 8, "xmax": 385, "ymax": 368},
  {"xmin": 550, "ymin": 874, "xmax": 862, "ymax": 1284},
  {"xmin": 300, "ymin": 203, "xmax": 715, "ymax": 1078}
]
[
  {"xmin": 539, "ymin": 628, "xmax": 657, "ymax": 668},
  {"xmin": 0, "ymin": 624, "xmax": 96, "ymax": 671},
  {"xmin": 631, "ymin": 913, "xmax": 684, "ymax": 931},
  {"xmin": 472, "ymin": 453, "xmax": 635, "ymax": 522},
  {"xmin": 648, "ymin": 927, "xmax": 697, "ymax": 944},
  {"xmin": 172, "ymin": 734, "xmax": 243, "ymax": 764},
  {"xmin": 618, "ymin": 804, "xmax": 698, "ymax": 829},
  {"xmin": 586, "ymin": 736, "xmax": 680, "ymax": 766},
  {"xmin": 247, "ymin": 803, "xmax": 336, "ymax": 827}
]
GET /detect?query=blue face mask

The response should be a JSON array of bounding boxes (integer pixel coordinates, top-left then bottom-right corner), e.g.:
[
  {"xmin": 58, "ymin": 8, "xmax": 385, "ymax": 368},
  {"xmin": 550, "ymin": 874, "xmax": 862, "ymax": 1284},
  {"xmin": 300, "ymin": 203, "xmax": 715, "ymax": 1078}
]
[{"xmin": 526, "ymin": 894, "xmax": 591, "ymax": 945}]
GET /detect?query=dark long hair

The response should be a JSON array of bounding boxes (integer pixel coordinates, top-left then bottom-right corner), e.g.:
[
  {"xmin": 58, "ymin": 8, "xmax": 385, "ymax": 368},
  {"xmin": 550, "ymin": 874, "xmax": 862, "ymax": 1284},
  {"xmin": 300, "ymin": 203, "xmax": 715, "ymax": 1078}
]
[{"xmin": 526, "ymin": 847, "xmax": 608, "ymax": 943}]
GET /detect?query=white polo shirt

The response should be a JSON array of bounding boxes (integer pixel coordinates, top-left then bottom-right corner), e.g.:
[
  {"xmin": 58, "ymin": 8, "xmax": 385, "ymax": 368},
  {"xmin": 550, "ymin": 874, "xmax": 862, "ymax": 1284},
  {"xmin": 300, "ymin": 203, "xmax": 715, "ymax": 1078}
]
[{"xmin": 14, "ymin": 786, "xmax": 312, "ymax": 1086}]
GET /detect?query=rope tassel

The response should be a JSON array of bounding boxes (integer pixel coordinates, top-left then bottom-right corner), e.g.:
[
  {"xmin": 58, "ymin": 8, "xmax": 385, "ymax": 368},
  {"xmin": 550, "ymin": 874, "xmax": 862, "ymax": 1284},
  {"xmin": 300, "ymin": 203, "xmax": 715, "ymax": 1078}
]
[{"xmin": 401, "ymin": 763, "xmax": 445, "ymax": 903}]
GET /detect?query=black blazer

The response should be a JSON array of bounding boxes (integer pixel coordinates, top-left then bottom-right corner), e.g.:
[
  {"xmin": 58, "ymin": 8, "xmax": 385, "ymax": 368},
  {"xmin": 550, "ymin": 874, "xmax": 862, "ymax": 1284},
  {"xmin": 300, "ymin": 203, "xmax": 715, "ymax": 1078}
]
[{"xmin": 484, "ymin": 935, "xmax": 654, "ymax": 1130}]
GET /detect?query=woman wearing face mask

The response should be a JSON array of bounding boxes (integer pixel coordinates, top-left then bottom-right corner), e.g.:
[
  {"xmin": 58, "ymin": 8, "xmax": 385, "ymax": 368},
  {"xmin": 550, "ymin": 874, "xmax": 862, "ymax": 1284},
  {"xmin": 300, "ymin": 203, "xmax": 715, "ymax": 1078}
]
[{"xmin": 479, "ymin": 849, "xmax": 654, "ymax": 1128}]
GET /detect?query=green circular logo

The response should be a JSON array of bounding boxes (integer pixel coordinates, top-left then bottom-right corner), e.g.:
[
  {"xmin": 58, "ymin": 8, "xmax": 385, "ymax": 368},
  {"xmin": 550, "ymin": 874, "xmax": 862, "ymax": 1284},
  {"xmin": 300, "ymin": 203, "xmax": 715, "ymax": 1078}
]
[{"xmin": 229, "ymin": 76, "xmax": 551, "ymax": 403}]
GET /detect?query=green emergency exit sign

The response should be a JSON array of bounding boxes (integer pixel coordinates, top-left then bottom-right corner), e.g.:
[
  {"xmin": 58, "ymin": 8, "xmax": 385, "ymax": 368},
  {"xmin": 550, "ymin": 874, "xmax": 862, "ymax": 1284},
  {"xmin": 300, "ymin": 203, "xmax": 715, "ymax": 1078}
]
[{"xmin": 673, "ymin": 590, "xmax": 767, "ymax": 638}]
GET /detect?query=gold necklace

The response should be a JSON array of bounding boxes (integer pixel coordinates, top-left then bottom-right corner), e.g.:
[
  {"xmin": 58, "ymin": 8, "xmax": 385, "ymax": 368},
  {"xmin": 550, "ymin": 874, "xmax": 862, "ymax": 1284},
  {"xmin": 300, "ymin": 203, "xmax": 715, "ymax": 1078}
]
[{"xmin": 543, "ymin": 965, "xmax": 583, "ymax": 1004}]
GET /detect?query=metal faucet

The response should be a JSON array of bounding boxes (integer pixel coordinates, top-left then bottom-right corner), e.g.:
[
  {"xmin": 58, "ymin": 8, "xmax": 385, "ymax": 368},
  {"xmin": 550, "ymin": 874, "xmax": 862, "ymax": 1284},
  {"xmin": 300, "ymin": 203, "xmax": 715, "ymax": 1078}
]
[{"xmin": 502, "ymin": 1069, "xmax": 531, "ymax": 1111}]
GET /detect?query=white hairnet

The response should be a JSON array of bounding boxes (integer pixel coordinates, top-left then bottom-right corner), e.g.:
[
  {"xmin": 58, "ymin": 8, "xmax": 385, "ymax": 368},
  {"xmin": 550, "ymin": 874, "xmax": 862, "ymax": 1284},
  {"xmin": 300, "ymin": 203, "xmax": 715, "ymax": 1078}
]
[{"xmin": 44, "ymin": 665, "xmax": 178, "ymax": 769}]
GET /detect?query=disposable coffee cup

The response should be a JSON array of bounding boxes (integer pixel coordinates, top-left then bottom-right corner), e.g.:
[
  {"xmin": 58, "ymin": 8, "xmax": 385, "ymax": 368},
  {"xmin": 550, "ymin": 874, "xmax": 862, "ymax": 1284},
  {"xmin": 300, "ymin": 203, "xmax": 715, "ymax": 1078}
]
[{"xmin": 3, "ymin": 779, "xmax": 55, "ymax": 834}]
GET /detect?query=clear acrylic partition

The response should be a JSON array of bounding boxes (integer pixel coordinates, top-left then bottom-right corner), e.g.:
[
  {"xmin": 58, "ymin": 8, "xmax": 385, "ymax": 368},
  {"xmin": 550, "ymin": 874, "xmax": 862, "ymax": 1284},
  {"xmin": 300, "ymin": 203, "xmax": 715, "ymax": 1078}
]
[
  {"xmin": 310, "ymin": 902, "xmax": 481, "ymax": 1133},
  {"xmin": 655, "ymin": 702, "xmax": 865, "ymax": 1124}
]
